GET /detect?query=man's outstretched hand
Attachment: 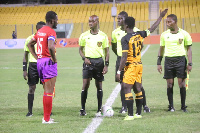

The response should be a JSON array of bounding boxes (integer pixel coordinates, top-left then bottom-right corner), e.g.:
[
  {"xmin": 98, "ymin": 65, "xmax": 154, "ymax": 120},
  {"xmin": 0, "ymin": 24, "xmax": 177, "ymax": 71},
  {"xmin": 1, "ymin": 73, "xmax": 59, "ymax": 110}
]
[{"xmin": 160, "ymin": 9, "xmax": 168, "ymax": 18}]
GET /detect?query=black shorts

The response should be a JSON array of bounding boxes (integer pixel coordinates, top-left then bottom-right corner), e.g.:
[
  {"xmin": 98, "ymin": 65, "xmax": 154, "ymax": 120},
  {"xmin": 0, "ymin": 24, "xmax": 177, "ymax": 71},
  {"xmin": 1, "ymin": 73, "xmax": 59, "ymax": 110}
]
[
  {"xmin": 164, "ymin": 56, "xmax": 187, "ymax": 79},
  {"xmin": 115, "ymin": 56, "xmax": 124, "ymax": 82},
  {"xmin": 27, "ymin": 62, "xmax": 40, "ymax": 86},
  {"xmin": 82, "ymin": 58, "xmax": 104, "ymax": 82}
]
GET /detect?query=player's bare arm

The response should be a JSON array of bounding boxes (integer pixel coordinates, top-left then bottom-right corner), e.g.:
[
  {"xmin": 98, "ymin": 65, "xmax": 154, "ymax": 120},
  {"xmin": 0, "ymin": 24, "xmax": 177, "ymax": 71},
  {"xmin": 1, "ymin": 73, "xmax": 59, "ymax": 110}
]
[
  {"xmin": 187, "ymin": 45, "xmax": 192, "ymax": 72},
  {"xmin": 116, "ymin": 52, "xmax": 127, "ymax": 82},
  {"xmin": 27, "ymin": 39, "xmax": 37, "ymax": 60},
  {"xmin": 111, "ymin": 42, "xmax": 117, "ymax": 55},
  {"xmin": 48, "ymin": 40, "xmax": 57, "ymax": 63},
  {"xmin": 103, "ymin": 47, "xmax": 109, "ymax": 74},
  {"xmin": 148, "ymin": 9, "xmax": 168, "ymax": 33},
  {"xmin": 23, "ymin": 51, "xmax": 29, "ymax": 80},
  {"xmin": 157, "ymin": 46, "xmax": 165, "ymax": 74},
  {"xmin": 79, "ymin": 46, "xmax": 91, "ymax": 65}
]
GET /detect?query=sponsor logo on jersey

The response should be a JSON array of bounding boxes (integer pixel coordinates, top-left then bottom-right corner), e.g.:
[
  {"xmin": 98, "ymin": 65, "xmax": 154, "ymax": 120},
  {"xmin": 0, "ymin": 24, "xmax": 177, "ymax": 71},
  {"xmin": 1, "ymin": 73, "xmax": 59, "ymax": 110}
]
[
  {"xmin": 179, "ymin": 39, "xmax": 183, "ymax": 44},
  {"xmin": 97, "ymin": 42, "xmax": 102, "ymax": 47},
  {"xmin": 37, "ymin": 32, "xmax": 46, "ymax": 36}
]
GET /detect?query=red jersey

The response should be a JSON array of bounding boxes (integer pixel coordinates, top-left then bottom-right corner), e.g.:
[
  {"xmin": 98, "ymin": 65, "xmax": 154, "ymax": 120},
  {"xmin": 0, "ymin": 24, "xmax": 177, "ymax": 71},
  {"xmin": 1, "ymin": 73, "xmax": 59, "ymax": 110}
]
[{"xmin": 33, "ymin": 26, "xmax": 56, "ymax": 58}]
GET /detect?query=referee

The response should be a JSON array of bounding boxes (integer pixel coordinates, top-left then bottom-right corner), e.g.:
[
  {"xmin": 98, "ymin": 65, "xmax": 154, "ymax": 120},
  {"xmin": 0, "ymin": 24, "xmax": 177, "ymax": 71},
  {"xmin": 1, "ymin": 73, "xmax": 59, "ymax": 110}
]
[
  {"xmin": 23, "ymin": 21, "xmax": 45, "ymax": 117},
  {"xmin": 157, "ymin": 14, "xmax": 192, "ymax": 112},
  {"xmin": 79, "ymin": 15, "xmax": 109, "ymax": 116}
]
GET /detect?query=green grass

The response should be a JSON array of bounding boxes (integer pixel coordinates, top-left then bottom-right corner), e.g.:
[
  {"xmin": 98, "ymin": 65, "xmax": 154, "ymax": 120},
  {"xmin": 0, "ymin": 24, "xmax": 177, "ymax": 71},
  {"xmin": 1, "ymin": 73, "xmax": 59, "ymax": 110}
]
[{"xmin": 0, "ymin": 43, "xmax": 200, "ymax": 133}]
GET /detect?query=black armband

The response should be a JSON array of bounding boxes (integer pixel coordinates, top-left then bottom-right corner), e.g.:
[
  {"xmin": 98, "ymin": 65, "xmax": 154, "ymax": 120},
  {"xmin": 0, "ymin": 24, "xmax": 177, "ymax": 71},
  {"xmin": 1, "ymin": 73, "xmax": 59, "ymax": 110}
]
[
  {"xmin": 105, "ymin": 61, "xmax": 109, "ymax": 66},
  {"xmin": 82, "ymin": 56, "xmax": 85, "ymax": 61},
  {"xmin": 23, "ymin": 62, "xmax": 27, "ymax": 71},
  {"xmin": 157, "ymin": 56, "xmax": 163, "ymax": 65}
]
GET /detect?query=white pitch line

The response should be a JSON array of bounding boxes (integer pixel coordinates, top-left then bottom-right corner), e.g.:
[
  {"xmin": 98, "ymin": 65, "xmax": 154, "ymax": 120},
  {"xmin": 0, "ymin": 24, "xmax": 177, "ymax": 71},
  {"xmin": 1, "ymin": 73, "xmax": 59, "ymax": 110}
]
[{"xmin": 83, "ymin": 45, "xmax": 151, "ymax": 133}]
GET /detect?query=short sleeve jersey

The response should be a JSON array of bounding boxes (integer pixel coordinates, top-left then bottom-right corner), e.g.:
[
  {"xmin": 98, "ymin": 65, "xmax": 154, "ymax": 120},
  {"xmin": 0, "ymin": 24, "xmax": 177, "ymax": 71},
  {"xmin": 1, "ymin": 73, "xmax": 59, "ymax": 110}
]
[
  {"xmin": 121, "ymin": 31, "xmax": 147, "ymax": 63},
  {"xmin": 33, "ymin": 26, "xmax": 56, "ymax": 58},
  {"xmin": 24, "ymin": 34, "xmax": 37, "ymax": 62},
  {"xmin": 111, "ymin": 26, "xmax": 150, "ymax": 56},
  {"xmin": 160, "ymin": 28, "xmax": 192, "ymax": 57},
  {"xmin": 79, "ymin": 30, "xmax": 109, "ymax": 58}
]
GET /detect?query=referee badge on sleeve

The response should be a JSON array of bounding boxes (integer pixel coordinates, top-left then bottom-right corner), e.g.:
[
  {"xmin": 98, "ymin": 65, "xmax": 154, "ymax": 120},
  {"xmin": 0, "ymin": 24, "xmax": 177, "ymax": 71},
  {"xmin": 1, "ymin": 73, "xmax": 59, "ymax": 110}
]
[
  {"xmin": 97, "ymin": 42, "xmax": 102, "ymax": 47},
  {"xmin": 179, "ymin": 39, "xmax": 183, "ymax": 44}
]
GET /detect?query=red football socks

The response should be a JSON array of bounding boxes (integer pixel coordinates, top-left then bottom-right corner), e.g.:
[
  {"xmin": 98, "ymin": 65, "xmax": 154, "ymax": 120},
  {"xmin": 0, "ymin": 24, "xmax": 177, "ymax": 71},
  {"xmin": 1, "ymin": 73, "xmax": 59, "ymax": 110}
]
[{"xmin": 43, "ymin": 92, "xmax": 53, "ymax": 121}]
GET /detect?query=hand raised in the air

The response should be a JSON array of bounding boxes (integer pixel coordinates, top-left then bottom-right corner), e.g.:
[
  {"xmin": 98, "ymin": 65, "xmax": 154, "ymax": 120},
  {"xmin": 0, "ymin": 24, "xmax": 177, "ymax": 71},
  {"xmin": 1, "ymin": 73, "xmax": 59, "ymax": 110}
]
[{"xmin": 160, "ymin": 9, "xmax": 168, "ymax": 18}]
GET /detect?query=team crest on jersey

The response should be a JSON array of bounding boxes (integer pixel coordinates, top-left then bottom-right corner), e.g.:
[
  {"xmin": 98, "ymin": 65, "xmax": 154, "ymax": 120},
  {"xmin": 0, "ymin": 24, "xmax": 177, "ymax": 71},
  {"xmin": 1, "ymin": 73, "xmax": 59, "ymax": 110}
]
[
  {"xmin": 97, "ymin": 42, "xmax": 102, "ymax": 47},
  {"xmin": 179, "ymin": 39, "xmax": 183, "ymax": 44}
]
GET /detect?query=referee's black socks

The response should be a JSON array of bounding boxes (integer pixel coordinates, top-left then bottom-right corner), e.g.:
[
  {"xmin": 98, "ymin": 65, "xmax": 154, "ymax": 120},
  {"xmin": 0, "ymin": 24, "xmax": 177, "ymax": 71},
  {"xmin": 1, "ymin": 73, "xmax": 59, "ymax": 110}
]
[
  {"xmin": 28, "ymin": 94, "xmax": 34, "ymax": 113},
  {"xmin": 97, "ymin": 90, "xmax": 103, "ymax": 112},
  {"xmin": 167, "ymin": 87, "xmax": 173, "ymax": 107},
  {"xmin": 141, "ymin": 87, "xmax": 146, "ymax": 107},
  {"xmin": 180, "ymin": 87, "xmax": 186, "ymax": 107},
  {"xmin": 120, "ymin": 88, "xmax": 127, "ymax": 108},
  {"xmin": 81, "ymin": 90, "xmax": 88, "ymax": 110}
]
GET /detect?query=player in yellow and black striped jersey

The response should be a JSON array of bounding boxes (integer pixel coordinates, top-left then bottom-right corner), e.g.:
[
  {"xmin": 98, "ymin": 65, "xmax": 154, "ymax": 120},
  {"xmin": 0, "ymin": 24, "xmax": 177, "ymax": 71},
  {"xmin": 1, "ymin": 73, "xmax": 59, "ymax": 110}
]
[
  {"xmin": 116, "ymin": 9, "xmax": 168, "ymax": 120},
  {"xmin": 111, "ymin": 11, "xmax": 151, "ymax": 114},
  {"xmin": 120, "ymin": 21, "xmax": 147, "ymax": 120}
]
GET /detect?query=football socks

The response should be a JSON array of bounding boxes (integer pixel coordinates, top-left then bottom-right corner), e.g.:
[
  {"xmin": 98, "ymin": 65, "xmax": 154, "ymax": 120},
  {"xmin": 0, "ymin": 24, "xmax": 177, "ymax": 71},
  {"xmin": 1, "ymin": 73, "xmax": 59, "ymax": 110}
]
[
  {"xmin": 28, "ymin": 94, "xmax": 34, "ymax": 113},
  {"xmin": 180, "ymin": 87, "xmax": 186, "ymax": 107},
  {"xmin": 81, "ymin": 90, "xmax": 88, "ymax": 110},
  {"xmin": 120, "ymin": 87, "xmax": 127, "ymax": 108},
  {"xmin": 97, "ymin": 90, "xmax": 103, "ymax": 111},
  {"xmin": 167, "ymin": 87, "xmax": 173, "ymax": 107},
  {"xmin": 141, "ymin": 87, "xmax": 146, "ymax": 107},
  {"xmin": 125, "ymin": 93, "xmax": 134, "ymax": 116},
  {"xmin": 135, "ymin": 91, "xmax": 143, "ymax": 115},
  {"xmin": 43, "ymin": 92, "xmax": 53, "ymax": 122}
]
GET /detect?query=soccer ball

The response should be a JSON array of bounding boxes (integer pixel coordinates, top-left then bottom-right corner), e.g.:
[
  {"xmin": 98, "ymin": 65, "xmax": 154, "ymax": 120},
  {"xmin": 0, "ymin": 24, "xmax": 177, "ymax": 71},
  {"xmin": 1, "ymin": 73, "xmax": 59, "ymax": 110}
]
[{"xmin": 101, "ymin": 105, "xmax": 114, "ymax": 117}]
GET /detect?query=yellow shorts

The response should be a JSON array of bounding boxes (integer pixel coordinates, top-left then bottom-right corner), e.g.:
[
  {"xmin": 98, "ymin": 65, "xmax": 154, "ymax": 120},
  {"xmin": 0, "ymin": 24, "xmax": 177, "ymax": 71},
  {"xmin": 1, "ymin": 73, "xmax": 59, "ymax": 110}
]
[{"xmin": 123, "ymin": 63, "xmax": 143, "ymax": 84}]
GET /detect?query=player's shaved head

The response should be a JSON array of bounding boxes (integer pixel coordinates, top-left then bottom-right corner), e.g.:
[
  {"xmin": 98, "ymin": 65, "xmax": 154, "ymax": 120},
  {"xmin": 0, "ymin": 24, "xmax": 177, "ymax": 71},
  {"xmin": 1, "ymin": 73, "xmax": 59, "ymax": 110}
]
[
  {"xmin": 118, "ymin": 11, "xmax": 128, "ymax": 18},
  {"xmin": 167, "ymin": 14, "xmax": 177, "ymax": 22},
  {"xmin": 89, "ymin": 15, "xmax": 99, "ymax": 22},
  {"xmin": 36, "ymin": 21, "xmax": 46, "ymax": 31}
]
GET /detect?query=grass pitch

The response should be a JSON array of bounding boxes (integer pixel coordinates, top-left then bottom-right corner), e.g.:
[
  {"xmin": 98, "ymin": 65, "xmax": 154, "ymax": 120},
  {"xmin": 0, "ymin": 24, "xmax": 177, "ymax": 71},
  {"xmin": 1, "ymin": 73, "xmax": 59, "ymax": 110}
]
[{"xmin": 0, "ymin": 43, "xmax": 200, "ymax": 133}]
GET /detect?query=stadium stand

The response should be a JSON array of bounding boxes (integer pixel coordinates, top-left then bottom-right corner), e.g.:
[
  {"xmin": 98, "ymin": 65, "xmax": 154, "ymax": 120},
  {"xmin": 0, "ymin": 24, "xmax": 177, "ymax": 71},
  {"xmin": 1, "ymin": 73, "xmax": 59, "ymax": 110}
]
[
  {"xmin": 159, "ymin": 0, "xmax": 200, "ymax": 34},
  {"xmin": 0, "ymin": 0, "xmax": 199, "ymax": 39},
  {"xmin": 0, "ymin": 2, "xmax": 149, "ymax": 39}
]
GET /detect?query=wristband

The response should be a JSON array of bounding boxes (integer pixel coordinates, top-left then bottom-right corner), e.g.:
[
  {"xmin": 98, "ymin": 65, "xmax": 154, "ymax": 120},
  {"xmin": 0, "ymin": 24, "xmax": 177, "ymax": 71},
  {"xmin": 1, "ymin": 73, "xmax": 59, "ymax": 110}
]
[
  {"xmin": 188, "ymin": 63, "xmax": 192, "ymax": 66},
  {"xmin": 117, "ymin": 70, "xmax": 121, "ymax": 74},
  {"xmin": 105, "ymin": 61, "xmax": 109, "ymax": 66},
  {"xmin": 157, "ymin": 56, "xmax": 163, "ymax": 65},
  {"xmin": 23, "ymin": 62, "xmax": 27, "ymax": 71},
  {"xmin": 82, "ymin": 57, "xmax": 85, "ymax": 61}
]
